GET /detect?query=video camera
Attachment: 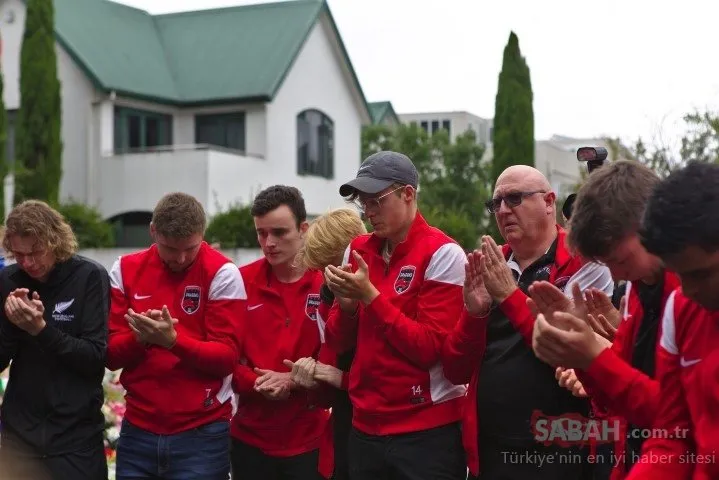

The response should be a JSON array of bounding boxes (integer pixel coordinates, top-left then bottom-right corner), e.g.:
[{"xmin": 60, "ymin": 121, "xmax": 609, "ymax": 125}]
[
  {"xmin": 576, "ymin": 146, "xmax": 609, "ymax": 174},
  {"xmin": 563, "ymin": 146, "xmax": 609, "ymax": 221}
]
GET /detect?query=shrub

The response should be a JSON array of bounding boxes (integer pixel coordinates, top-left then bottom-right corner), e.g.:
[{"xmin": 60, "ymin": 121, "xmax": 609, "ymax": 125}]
[{"xmin": 57, "ymin": 202, "xmax": 115, "ymax": 248}]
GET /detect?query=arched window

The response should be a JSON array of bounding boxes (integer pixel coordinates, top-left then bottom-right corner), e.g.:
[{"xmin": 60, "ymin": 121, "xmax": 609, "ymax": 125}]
[{"xmin": 297, "ymin": 109, "xmax": 334, "ymax": 179}]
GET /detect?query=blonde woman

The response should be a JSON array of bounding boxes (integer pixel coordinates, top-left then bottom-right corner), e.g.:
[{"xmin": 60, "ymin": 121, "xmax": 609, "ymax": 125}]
[{"xmin": 290, "ymin": 207, "xmax": 366, "ymax": 480}]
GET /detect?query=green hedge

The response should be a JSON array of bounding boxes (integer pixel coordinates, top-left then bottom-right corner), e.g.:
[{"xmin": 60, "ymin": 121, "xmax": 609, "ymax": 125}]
[{"xmin": 57, "ymin": 202, "xmax": 115, "ymax": 248}]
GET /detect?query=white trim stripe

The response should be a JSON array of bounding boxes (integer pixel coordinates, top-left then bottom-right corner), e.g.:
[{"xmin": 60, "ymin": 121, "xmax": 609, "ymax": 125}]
[
  {"xmin": 109, "ymin": 257, "xmax": 124, "ymax": 294},
  {"xmin": 429, "ymin": 361, "xmax": 467, "ymax": 403},
  {"xmin": 424, "ymin": 243, "xmax": 466, "ymax": 286},
  {"xmin": 659, "ymin": 290, "xmax": 678, "ymax": 355},
  {"xmin": 209, "ymin": 263, "xmax": 247, "ymax": 301}
]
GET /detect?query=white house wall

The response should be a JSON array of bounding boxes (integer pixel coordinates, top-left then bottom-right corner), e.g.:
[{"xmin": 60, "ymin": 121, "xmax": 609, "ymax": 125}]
[
  {"xmin": 265, "ymin": 12, "xmax": 365, "ymax": 216},
  {"xmin": 0, "ymin": 0, "xmax": 98, "ymax": 206},
  {"xmin": 98, "ymin": 149, "xmax": 211, "ymax": 217},
  {"xmin": 57, "ymin": 43, "xmax": 97, "ymax": 205},
  {"xmin": 0, "ymin": 0, "xmax": 23, "ymax": 110}
]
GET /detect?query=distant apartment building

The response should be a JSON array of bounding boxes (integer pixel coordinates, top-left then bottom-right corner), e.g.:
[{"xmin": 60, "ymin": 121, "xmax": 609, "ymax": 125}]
[
  {"xmin": 398, "ymin": 111, "xmax": 617, "ymax": 198},
  {"xmin": 399, "ymin": 111, "xmax": 493, "ymax": 146},
  {"xmin": 535, "ymin": 135, "xmax": 622, "ymax": 198}
]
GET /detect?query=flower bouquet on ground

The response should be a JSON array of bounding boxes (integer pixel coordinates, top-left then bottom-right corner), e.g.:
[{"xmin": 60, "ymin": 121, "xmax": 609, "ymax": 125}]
[{"xmin": 102, "ymin": 369, "xmax": 126, "ymax": 480}]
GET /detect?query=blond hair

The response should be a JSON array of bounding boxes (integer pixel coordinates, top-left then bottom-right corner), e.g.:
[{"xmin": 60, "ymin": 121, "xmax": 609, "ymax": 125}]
[
  {"xmin": 2, "ymin": 200, "xmax": 78, "ymax": 262},
  {"xmin": 296, "ymin": 208, "xmax": 366, "ymax": 269}
]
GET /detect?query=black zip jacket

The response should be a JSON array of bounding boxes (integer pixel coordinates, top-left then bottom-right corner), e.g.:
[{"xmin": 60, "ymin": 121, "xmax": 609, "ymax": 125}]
[{"xmin": 0, "ymin": 255, "xmax": 110, "ymax": 455}]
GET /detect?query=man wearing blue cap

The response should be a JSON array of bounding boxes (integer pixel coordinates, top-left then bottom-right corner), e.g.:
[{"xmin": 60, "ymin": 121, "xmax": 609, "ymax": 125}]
[{"xmin": 322, "ymin": 151, "xmax": 468, "ymax": 480}]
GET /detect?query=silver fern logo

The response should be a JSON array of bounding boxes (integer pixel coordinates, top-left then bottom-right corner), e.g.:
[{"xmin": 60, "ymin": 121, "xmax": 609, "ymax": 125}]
[{"xmin": 52, "ymin": 299, "xmax": 75, "ymax": 322}]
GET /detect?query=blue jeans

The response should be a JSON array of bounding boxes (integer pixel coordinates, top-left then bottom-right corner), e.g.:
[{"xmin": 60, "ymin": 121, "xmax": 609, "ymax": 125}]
[{"xmin": 116, "ymin": 419, "xmax": 230, "ymax": 480}]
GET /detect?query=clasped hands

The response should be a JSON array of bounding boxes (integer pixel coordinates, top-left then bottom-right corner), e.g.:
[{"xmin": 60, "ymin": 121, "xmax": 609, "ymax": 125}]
[
  {"xmin": 324, "ymin": 250, "xmax": 378, "ymax": 306},
  {"xmin": 125, "ymin": 306, "xmax": 178, "ymax": 349},
  {"xmin": 252, "ymin": 357, "xmax": 344, "ymax": 401},
  {"xmin": 529, "ymin": 280, "xmax": 624, "ymax": 397},
  {"xmin": 463, "ymin": 236, "xmax": 518, "ymax": 316},
  {"xmin": 4, "ymin": 288, "xmax": 46, "ymax": 336}
]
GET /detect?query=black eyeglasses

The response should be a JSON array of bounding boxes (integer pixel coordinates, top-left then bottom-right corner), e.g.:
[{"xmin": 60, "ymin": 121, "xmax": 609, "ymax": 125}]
[{"xmin": 485, "ymin": 191, "xmax": 546, "ymax": 214}]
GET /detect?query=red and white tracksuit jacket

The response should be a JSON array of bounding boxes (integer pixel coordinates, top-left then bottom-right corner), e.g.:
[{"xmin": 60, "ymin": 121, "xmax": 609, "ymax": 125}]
[
  {"xmin": 231, "ymin": 258, "xmax": 329, "ymax": 458},
  {"xmin": 626, "ymin": 289, "xmax": 719, "ymax": 480},
  {"xmin": 324, "ymin": 213, "xmax": 467, "ymax": 436},
  {"xmin": 577, "ymin": 270, "xmax": 680, "ymax": 480},
  {"xmin": 107, "ymin": 242, "xmax": 244, "ymax": 434}
]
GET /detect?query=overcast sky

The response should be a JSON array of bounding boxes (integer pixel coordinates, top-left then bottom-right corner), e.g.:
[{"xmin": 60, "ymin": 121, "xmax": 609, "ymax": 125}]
[{"xmin": 118, "ymin": 0, "xmax": 719, "ymax": 148}]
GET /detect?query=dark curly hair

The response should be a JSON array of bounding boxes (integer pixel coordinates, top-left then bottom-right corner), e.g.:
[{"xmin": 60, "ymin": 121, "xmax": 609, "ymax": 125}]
[{"xmin": 640, "ymin": 161, "xmax": 719, "ymax": 257}]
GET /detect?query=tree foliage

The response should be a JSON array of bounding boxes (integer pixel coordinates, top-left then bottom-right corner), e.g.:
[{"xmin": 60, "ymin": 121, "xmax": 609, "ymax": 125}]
[
  {"xmin": 57, "ymin": 202, "xmax": 115, "ymax": 248},
  {"xmin": 205, "ymin": 204, "xmax": 257, "ymax": 249},
  {"xmin": 604, "ymin": 110, "xmax": 719, "ymax": 179},
  {"xmin": 488, "ymin": 31, "xmax": 534, "ymax": 241},
  {"xmin": 362, "ymin": 123, "xmax": 490, "ymax": 251},
  {"xmin": 15, "ymin": 0, "xmax": 63, "ymax": 204}
]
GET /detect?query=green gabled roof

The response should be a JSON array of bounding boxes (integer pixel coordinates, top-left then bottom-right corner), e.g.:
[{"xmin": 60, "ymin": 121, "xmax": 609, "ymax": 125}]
[
  {"xmin": 53, "ymin": 0, "xmax": 370, "ymax": 112},
  {"xmin": 368, "ymin": 101, "xmax": 399, "ymax": 124}
]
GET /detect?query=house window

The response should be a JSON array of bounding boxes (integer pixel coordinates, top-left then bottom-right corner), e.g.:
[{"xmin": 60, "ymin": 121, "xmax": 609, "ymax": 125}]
[
  {"xmin": 420, "ymin": 121, "xmax": 429, "ymax": 133},
  {"xmin": 114, "ymin": 107, "xmax": 172, "ymax": 153},
  {"xmin": 442, "ymin": 120, "xmax": 451, "ymax": 137},
  {"xmin": 297, "ymin": 109, "xmax": 334, "ymax": 179},
  {"xmin": 431, "ymin": 120, "xmax": 439, "ymax": 135},
  {"xmin": 195, "ymin": 112, "xmax": 246, "ymax": 151}
]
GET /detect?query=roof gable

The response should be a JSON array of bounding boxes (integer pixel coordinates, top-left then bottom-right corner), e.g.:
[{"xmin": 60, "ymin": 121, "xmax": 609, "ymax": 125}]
[
  {"xmin": 51, "ymin": 0, "xmax": 366, "ymax": 109},
  {"xmin": 368, "ymin": 101, "xmax": 399, "ymax": 124}
]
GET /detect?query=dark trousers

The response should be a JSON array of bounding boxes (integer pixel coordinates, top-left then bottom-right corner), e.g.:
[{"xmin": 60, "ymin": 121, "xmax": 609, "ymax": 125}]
[
  {"xmin": 0, "ymin": 429, "xmax": 107, "ymax": 480},
  {"xmin": 331, "ymin": 390, "xmax": 353, "ymax": 480},
  {"xmin": 230, "ymin": 438, "xmax": 324, "ymax": 480},
  {"xmin": 592, "ymin": 443, "xmax": 614, "ymax": 480},
  {"xmin": 348, "ymin": 423, "xmax": 467, "ymax": 480}
]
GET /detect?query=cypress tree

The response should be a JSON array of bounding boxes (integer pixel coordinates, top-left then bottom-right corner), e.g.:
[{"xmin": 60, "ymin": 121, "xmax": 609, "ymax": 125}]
[
  {"xmin": 488, "ymin": 31, "xmax": 535, "ymax": 240},
  {"xmin": 15, "ymin": 0, "xmax": 62, "ymax": 204}
]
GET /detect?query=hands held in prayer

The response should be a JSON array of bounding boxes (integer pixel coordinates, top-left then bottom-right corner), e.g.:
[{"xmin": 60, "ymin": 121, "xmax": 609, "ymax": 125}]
[
  {"xmin": 5, "ymin": 289, "xmax": 46, "ymax": 336},
  {"xmin": 324, "ymin": 251, "xmax": 378, "ymax": 307},
  {"xmin": 529, "ymin": 281, "xmax": 620, "ymax": 370},
  {"xmin": 125, "ymin": 306, "xmax": 178, "ymax": 349}
]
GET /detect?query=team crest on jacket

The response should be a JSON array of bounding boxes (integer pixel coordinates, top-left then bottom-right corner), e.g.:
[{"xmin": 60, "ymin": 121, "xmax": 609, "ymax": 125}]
[
  {"xmin": 553, "ymin": 276, "xmax": 570, "ymax": 291},
  {"xmin": 305, "ymin": 294, "xmax": 321, "ymax": 321},
  {"xmin": 394, "ymin": 266, "xmax": 416, "ymax": 294},
  {"xmin": 181, "ymin": 286, "xmax": 201, "ymax": 314}
]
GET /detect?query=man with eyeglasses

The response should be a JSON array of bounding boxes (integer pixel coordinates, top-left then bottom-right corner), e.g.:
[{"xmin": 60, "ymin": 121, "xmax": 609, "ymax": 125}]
[
  {"xmin": 441, "ymin": 165, "xmax": 613, "ymax": 479},
  {"xmin": 323, "ymin": 151, "xmax": 468, "ymax": 480}
]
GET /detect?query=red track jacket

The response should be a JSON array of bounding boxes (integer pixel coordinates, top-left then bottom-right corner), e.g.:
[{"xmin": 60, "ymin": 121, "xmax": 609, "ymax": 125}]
[
  {"xmin": 577, "ymin": 270, "xmax": 680, "ymax": 480},
  {"xmin": 107, "ymin": 243, "xmax": 243, "ymax": 434},
  {"xmin": 324, "ymin": 213, "xmax": 467, "ymax": 436},
  {"xmin": 626, "ymin": 289, "xmax": 719, "ymax": 480},
  {"xmin": 231, "ymin": 258, "xmax": 329, "ymax": 458}
]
